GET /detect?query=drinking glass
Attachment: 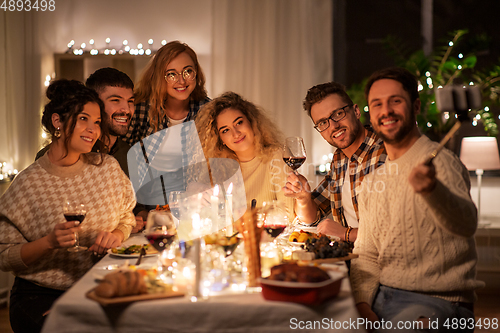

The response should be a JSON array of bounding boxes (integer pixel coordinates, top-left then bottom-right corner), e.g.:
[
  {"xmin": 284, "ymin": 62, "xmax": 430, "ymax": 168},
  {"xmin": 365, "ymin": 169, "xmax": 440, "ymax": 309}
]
[
  {"xmin": 168, "ymin": 191, "xmax": 182, "ymax": 225},
  {"xmin": 261, "ymin": 201, "xmax": 290, "ymax": 243},
  {"xmin": 283, "ymin": 137, "xmax": 307, "ymax": 174},
  {"xmin": 64, "ymin": 200, "xmax": 87, "ymax": 252},
  {"xmin": 145, "ymin": 210, "xmax": 177, "ymax": 275}
]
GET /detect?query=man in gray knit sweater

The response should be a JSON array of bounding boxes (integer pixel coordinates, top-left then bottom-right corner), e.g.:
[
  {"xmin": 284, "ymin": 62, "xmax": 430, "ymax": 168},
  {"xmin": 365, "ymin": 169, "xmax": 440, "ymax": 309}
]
[{"xmin": 351, "ymin": 67, "xmax": 483, "ymax": 333}]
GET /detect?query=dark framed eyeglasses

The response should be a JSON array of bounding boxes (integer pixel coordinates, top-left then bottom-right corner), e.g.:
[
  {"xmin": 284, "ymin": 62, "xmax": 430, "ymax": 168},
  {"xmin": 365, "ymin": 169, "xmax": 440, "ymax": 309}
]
[
  {"xmin": 313, "ymin": 104, "xmax": 353, "ymax": 133},
  {"xmin": 164, "ymin": 67, "xmax": 197, "ymax": 84}
]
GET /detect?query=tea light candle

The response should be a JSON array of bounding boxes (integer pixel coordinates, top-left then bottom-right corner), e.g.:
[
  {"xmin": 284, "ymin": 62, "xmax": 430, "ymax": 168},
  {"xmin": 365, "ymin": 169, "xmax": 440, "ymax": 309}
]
[{"xmin": 211, "ymin": 184, "xmax": 219, "ymax": 231}]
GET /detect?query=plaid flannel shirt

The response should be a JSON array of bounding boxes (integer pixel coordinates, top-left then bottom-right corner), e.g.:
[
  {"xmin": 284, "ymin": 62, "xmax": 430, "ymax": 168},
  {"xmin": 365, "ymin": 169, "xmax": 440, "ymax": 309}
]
[
  {"xmin": 124, "ymin": 98, "xmax": 211, "ymax": 146},
  {"xmin": 310, "ymin": 127, "xmax": 386, "ymax": 227}
]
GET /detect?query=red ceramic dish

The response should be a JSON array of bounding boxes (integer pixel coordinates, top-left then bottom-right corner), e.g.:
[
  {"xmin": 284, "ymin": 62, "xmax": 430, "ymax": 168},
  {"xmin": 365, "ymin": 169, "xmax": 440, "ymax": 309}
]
[{"xmin": 259, "ymin": 270, "xmax": 345, "ymax": 305}]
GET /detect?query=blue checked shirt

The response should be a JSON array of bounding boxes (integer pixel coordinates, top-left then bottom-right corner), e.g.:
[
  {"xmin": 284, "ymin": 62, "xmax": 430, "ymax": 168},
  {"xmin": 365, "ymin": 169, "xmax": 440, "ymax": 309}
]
[
  {"xmin": 124, "ymin": 98, "xmax": 210, "ymax": 201},
  {"xmin": 124, "ymin": 98, "xmax": 211, "ymax": 146},
  {"xmin": 310, "ymin": 127, "xmax": 387, "ymax": 227}
]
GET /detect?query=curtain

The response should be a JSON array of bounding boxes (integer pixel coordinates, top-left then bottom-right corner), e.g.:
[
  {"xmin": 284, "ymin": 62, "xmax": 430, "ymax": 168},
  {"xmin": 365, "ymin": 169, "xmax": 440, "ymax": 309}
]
[
  {"xmin": 0, "ymin": 11, "xmax": 41, "ymax": 174},
  {"xmin": 211, "ymin": 0, "xmax": 333, "ymax": 182}
]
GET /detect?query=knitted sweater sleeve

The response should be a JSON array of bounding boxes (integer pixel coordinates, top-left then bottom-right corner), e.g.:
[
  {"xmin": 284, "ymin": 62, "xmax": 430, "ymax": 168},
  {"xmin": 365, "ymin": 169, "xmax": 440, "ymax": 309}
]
[
  {"xmin": 110, "ymin": 159, "xmax": 137, "ymax": 241},
  {"xmin": 351, "ymin": 187, "xmax": 381, "ymax": 305},
  {"xmin": 421, "ymin": 149, "xmax": 477, "ymax": 237}
]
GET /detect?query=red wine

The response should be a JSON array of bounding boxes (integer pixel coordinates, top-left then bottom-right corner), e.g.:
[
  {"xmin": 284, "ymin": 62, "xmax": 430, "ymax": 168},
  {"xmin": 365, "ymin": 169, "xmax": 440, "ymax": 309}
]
[
  {"xmin": 264, "ymin": 225, "xmax": 287, "ymax": 238},
  {"xmin": 146, "ymin": 233, "xmax": 176, "ymax": 251},
  {"xmin": 64, "ymin": 213, "xmax": 85, "ymax": 224},
  {"xmin": 283, "ymin": 157, "xmax": 306, "ymax": 170}
]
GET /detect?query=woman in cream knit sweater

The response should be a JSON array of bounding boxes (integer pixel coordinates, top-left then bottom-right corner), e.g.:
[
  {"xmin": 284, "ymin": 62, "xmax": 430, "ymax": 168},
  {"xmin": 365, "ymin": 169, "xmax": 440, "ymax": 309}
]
[
  {"xmin": 0, "ymin": 80, "xmax": 136, "ymax": 332},
  {"xmin": 195, "ymin": 92, "xmax": 294, "ymax": 221}
]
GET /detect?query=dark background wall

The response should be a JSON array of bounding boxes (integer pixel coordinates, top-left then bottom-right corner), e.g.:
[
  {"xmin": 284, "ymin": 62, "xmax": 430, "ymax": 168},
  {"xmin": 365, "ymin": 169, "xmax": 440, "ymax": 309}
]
[
  {"xmin": 333, "ymin": 0, "xmax": 500, "ymax": 168},
  {"xmin": 337, "ymin": 0, "xmax": 500, "ymax": 87}
]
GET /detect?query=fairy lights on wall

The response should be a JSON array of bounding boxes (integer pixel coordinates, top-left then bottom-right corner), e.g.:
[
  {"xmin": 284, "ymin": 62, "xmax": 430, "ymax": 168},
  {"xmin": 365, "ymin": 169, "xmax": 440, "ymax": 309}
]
[{"xmin": 65, "ymin": 37, "xmax": 165, "ymax": 56}]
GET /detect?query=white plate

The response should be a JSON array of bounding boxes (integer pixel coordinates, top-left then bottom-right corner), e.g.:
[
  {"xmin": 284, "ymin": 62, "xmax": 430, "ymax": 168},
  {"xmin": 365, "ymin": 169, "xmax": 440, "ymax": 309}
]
[
  {"xmin": 287, "ymin": 241, "xmax": 306, "ymax": 246},
  {"xmin": 295, "ymin": 226, "xmax": 318, "ymax": 233},
  {"xmin": 96, "ymin": 262, "xmax": 156, "ymax": 271},
  {"xmin": 107, "ymin": 249, "xmax": 158, "ymax": 258}
]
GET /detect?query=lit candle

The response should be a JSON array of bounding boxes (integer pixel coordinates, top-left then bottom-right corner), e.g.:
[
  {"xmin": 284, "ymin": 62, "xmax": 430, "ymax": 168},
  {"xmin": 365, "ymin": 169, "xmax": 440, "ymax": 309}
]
[
  {"xmin": 226, "ymin": 183, "xmax": 233, "ymax": 236},
  {"xmin": 211, "ymin": 184, "xmax": 219, "ymax": 232},
  {"xmin": 191, "ymin": 211, "xmax": 202, "ymax": 299}
]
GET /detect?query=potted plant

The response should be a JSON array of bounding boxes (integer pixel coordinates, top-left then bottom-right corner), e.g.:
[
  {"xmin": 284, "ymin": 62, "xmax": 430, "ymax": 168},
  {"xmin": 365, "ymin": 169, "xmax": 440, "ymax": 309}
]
[{"xmin": 348, "ymin": 29, "xmax": 499, "ymax": 145}]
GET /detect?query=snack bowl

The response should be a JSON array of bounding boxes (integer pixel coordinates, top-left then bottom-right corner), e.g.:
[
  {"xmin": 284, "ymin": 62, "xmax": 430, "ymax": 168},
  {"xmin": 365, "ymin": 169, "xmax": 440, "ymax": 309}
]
[{"xmin": 259, "ymin": 270, "xmax": 345, "ymax": 305}]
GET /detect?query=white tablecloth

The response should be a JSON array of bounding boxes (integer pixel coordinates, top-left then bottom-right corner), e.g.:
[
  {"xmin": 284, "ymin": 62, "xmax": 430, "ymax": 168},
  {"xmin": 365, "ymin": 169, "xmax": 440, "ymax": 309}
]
[{"xmin": 41, "ymin": 235, "xmax": 364, "ymax": 333}]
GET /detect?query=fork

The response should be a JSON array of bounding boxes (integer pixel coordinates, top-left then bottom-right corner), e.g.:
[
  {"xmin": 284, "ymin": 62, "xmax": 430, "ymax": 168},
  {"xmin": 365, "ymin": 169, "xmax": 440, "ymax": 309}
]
[{"xmin": 135, "ymin": 245, "xmax": 146, "ymax": 266}]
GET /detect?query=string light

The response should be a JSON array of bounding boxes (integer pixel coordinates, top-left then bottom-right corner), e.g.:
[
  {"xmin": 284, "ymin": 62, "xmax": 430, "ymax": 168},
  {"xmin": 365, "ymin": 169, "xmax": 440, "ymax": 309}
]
[
  {"xmin": 0, "ymin": 162, "xmax": 16, "ymax": 182},
  {"xmin": 364, "ymin": 106, "xmax": 369, "ymax": 112},
  {"xmin": 64, "ymin": 38, "xmax": 162, "ymax": 56},
  {"xmin": 458, "ymin": 53, "xmax": 463, "ymax": 59}
]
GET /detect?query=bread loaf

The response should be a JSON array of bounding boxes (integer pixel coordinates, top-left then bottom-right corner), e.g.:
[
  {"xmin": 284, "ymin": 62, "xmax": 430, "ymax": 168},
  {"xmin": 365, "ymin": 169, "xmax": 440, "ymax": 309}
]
[{"xmin": 94, "ymin": 270, "xmax": 148, "ymax": 298}]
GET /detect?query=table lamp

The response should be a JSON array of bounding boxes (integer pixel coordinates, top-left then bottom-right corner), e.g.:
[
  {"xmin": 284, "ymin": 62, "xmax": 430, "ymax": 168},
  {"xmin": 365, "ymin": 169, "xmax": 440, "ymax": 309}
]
[{"xmin": 460, "ymin": 137, "xmax": 500, "ymax": 224}]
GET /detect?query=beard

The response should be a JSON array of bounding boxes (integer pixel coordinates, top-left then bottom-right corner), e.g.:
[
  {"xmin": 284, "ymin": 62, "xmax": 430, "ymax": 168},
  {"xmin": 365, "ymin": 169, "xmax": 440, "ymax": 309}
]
[
  {"xmin": 328, "ymin": 120, "xmax": 362, "ymax": 150},
  {"xmin": 373, "ymin": 112, "xmax": 416, "ymax": 145},
  {"xmin": 105, "ymin": 113, "xmax": 131, "ymax": 137}
]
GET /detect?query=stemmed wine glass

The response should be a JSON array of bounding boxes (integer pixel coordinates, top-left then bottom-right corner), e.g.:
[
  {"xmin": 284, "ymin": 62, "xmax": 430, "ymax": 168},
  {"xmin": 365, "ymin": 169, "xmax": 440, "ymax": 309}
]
[
  {"xmin": 64, "ymin": 200, "xmax": 87, "ymax": 252},
  {"xmin": 261, "ymin": 201, "xmax": 290, "ymax": 242},
  {"xmin": 168, "ymin": 191, "xmax": 182, "ymax": 224},
  {"xmin": 145, "ymin": 210, "xmax": 177, "ymax": 274},
  {"xmin": 283, "ymin": 137, "xmax": 307, "ymax": 174}
]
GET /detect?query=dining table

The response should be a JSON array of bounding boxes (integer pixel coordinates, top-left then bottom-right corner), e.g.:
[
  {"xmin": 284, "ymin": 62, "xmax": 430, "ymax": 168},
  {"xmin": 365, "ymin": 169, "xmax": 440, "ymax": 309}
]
[{"xmin": 41, "ymin": 234, "xmax": 366, "ymax": 333}]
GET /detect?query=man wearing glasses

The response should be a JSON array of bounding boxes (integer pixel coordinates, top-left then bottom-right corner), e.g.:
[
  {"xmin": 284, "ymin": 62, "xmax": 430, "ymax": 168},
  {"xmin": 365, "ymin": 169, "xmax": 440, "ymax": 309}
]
[{"xmin": 284, "ymin": 82, "xmax": 386, "ymax": 244}]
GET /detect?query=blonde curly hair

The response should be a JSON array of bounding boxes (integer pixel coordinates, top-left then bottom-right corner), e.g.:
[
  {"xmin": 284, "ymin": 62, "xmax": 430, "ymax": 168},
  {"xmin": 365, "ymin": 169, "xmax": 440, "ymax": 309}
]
[
  {"xmin": 195, "ymin": 92, "xmax": 284, "ymax": 163},
  {"xmin": 135, "ymin": 40, "xmax": 208, "ymax": 132}
]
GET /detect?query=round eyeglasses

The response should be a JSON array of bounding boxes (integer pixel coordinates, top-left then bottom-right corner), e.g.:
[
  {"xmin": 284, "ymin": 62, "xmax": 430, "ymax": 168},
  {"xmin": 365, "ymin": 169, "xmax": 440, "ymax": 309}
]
[
  {"xmin": 313, "ymin": 104, "xmax": 353, "ymax": 133},
  {"xmin": 164, "ymin": 68, "xmax": 197, "ymax": 84}
]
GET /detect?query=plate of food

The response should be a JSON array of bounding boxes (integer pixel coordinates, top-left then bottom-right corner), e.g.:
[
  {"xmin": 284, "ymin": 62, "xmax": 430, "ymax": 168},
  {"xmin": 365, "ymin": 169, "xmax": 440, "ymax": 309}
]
[
  {"xmin": 108, "ymin": 244, "xmax": 158, "ymax": 258},
  {"xmin": 87, "ymin": 269, "xmax": 184, "ymax": 306},
  {"xmin": 259, "ymin": 263, "xmax": 345, "ymax": 305},
  {"xmin": 300, "ymin": 235, "xmax": 357, "ymax": 263}
]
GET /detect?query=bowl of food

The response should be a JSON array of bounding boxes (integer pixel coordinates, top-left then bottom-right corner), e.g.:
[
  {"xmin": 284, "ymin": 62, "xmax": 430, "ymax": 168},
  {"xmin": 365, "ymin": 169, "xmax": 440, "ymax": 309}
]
[{"xmin": 259, "ymin": 263, "xmax": 345, "ymax": 305}]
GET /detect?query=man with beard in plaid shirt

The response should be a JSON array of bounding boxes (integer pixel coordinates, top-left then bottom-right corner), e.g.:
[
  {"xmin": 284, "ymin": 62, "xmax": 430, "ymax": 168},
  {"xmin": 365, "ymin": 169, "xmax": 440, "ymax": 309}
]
[{"xmin": 284, "ymin": 82, "xmax": 386, "ymax": 244}]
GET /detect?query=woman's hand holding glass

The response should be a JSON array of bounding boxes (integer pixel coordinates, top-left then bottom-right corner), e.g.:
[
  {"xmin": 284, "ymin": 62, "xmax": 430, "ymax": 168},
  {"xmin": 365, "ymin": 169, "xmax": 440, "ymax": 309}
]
[{"xmin": 46, "ymin": 221, "xmax": 82, "ymax": 250}]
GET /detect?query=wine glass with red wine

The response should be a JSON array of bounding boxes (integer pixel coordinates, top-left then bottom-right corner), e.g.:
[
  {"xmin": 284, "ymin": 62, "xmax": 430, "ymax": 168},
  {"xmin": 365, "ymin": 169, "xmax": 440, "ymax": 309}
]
[
  {"xmin": 145, "ymin": 210, "xmax": 177, "ymax": 271},
  {"xmin": 64, "ymin": 200, "xmax": 87, "ymax": 252},
  {"xmin": 283, "ymin": 137, "xmax": 306, "ymax": 174},
  {"xmin": 261, "ymin": 201, "xmax": 290, "ymax": 243}
]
